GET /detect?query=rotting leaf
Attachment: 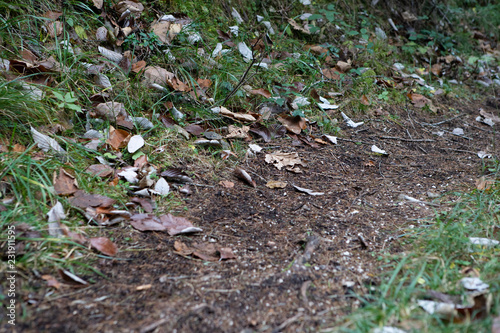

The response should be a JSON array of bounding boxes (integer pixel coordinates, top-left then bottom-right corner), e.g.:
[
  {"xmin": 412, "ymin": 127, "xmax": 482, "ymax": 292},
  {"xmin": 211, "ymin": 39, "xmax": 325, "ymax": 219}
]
[
  {"xmin": 130, "ymin": 213, "xmax": 166, "ymax": 231},
  {"xmin": 234, "ymin": 167, "xmax": 256, "ymax": 187},
  {"xmin": 130, "ymin": 197, "xmax": 154, "ymax": 213},
  {"xmin": 248, "ymin": 88, "xmax": 272, "ymax": 98},
  {"xmin": 476, "ymin": 176, "xmax": 494, "ymax": 190},
  {"xmin": 58, "ymin": 269, "xmax": 88, "ymax": 286},
  {"xmin": 265, "ymin": 151, "xmax": 305, "ymax": 170},
  {"xmin": 31, "ymin": 127, "xmax": 66, "ymax": 153},
  {"xmin": 407, "ymin": 92, "xmax": 432, "ymax": 108},
  {"xmin": 266, "ymin": 180, "xmax": 287, "ymax": 189},
  {"xmin": 90, "ymin": 237, "xmax": 118, "ymax": 256},
  {"xmin": 70, "ymin": 190, "xmax": 116, "ymax": 209},
  {"xmin": 184, "ymin": 124, "xmax": 204, "ymax": 136},
  {"xmin": 249, "ymin": 124, "xmax": 272, "ymax": 142},
  {"xmin": 219, "ymin": 247, "xmax": 237, "ymax": 260},
  {"xmin": 278, "ymin": 114, "xmax": 307, "ymax": 134},
  {"xmin": 53, "ymin": 168, "xmax": 78, "ymax": 196},
  {"xmin": 226, "ymin": 125, "xmax": 250, "ymax": 139},
  {"xmin": 219, "ymin": 180, "xmax": 234, "ymax": 188},
  {"xmin": 220, "ymin": 106, "xmax": 258, "ymax": 123},
  {"xmin": 85, "ymin": 164, "xmax": 114, "ymax": 178},
  {"xmin": 159, "ymin": 214, "xmax": 202, "ymax": 236},
  {"xmin": 160, "ymin": 168, "xmax": 192, "ymax": 183},
  {"xmin": 41, "ymin": 275, "xmax": 61, "ymax": 290}
]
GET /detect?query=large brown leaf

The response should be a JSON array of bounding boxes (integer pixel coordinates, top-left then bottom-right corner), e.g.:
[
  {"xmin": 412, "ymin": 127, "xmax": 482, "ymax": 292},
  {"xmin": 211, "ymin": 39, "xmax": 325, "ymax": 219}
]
[{"xmin": 89, "ymin": 237, "xmax": 118, "ymax": 256}]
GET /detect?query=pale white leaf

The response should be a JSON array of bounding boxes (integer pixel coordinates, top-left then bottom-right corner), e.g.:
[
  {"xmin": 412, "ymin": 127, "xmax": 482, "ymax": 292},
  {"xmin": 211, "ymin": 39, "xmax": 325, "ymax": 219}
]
[
  {"xmin": 452, "ymin": 128, "xmax": 464, "ymax": 135},
  {"xmin": 293, "ymin": 185, "xmax": 324, "ymax": 196},
  {"xmin": 249, "ymin": 144, "xmax": 263, "ymax": 153},
  {"xmin": 341, "ymin": 112, "xmax": 364, "ymax": 128},
  {"xmin": 371, "ymin": 145, "xmax": 388, "ymax": 155},
  {"xmin": 117, "ymin": 167, "xmax": 138, "ymax": 183},
  {"xmin": 31, "ymin": 127, "xmax": 66, "ymax": 153},
  {"xmin": 229, "ymin": 26, "xmax": 239, "ymax": 36},
  {"xmin": 469, "ymin": 237, "xmax": 499, "ymax": 247},
  {"xmin": 127, "ymin": 135, "xmax": 144, "ymax": 153},
  {"xmin": 212, "ymin": 43, "xmax": 223, "ymax": 58},
  {"xmin": 238, "ymin": 42, "xmax": 253, "ymax": 62},
  {"xmin": 47, "ymin": 201, "xmax": 66, "ymax": 223},
  {"xmin": 478, "ymin": 151, "xmax": 492, "ymax": 159},
  {"xmin": 231, "ymin": 8, "xmax": 243, "ymax": 24},
  {"xmin": 460, "ymin": 277, "xmax": 489, "ymax": 291},
  {"xmin": 417, "ymin": 300, "xmax": 456, "ymax": 315},
  {"xmin": 98, "ymin": 46, "xmax": 123, "ymax": 63},
  {"xmin": 373, "ymin": 327, "xmax": 407, "ymax": 333},
  {"xmin": 324, "ymin": 135, "xmax": 337, "ymax": 144},
  {"xmin": 153, "ymin": 178, "xmax": 170, "ymax": 196}
]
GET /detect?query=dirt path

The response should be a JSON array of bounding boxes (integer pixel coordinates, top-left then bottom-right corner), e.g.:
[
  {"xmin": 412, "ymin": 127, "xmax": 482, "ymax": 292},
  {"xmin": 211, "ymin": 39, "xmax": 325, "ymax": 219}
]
[{"xmin": 8, "ymin": 98, "xmax": 500, "ymax": 333}]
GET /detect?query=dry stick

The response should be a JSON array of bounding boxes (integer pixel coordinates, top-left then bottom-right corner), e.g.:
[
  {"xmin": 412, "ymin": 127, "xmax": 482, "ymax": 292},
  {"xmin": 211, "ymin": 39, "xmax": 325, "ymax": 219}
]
[
  {"xmin": 221, "ymin": 36, "xmax": 265, "ymax": 106},
  {"xmin": 379, "ymin": 136, "xmax": 435, "ymax": 142},
  {"xmin": 421, "ymin": 114, "xmax": 462, "ymax": 126}
]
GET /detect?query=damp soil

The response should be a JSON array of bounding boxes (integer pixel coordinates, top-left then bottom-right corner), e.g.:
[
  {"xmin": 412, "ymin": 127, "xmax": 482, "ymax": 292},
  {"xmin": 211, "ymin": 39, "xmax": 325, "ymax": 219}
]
[{"xmin": 3, "ymin": 97, "xmax": 500, "ymax": 333}]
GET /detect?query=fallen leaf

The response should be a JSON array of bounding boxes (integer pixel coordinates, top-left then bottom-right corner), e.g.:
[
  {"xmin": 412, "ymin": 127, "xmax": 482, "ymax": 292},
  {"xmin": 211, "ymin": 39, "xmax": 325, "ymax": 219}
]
[
  {"xmin": 58, "ymin": 269, "xmax": 88, "ymax": 286},
  {"xmin": 31, "ymin": 126, "xmax": 66, "ymax": 153},
  {"xmin": 153, "ymin": 178, "xmax": 170, "ymax": 196},
  {"xmin": 479, "ymin": 110, "xmax": 500, "ymax": 124},
  {"xmin": 220, "ymin": 106, "xmax": 258, "ymax": 123},
  {"xmin": 92, "ymin": 0, "xmax": 103, "ymax": 9},
  {"xmin": 476, "ymin": 176, "xmax": 494, "ymax": 190},
  {"xmin": 89, "ymin": 237, "xmax": 118, "ymax": 256},
  {"xmin": 219, "ymin": 247, "xmax": 237, "ymax": 260},
  {"xmin": 226, "ymin": 125, "xmax": 250, "ymax": 139},
  {"xmin": 94, "ymin": 102, "xmax": 127, "ymax": 120},
  {"xmin": 469, "ymin": 237, "xmax": 499, "ymax": 247},
  {"xmin": 117, "ymin": 167, "xmax": 139, "ymax": 184},
  {"xmin": 136, "ymin": 284, "xmax": 152, "ymax": 291},
  {"xmin": 98, "ymin": 46, "xmax": 123, "ymax": 63},
  {"xmin": 127, "ymin": 135, "xmax": 145, "ymax": 153},
  {"xmin": 219, "ymin": 180, "xmax": 234, "ymax": 188},
  {"xmin": 69, "ymin": 190, "xmax": 116, "ymax": 209},
  {"xmin": 160, "ymin": 214, "xmax": 202, "ymax": 236},
  {"xmin": 341, "ymin": 112, "xmax": 364, "ymax": 128},
  {"xmin": 278, "ymin": 114, "xmax": 307, "ymax": 134},
  {"xmin": 249, "ymin": 124, "xmax": 272, "ymax": 142},
  {"xmin": 293, "ymin": 185, "xmax": 324, "ymax": 196},
  {"xmin": 266, "ymin": 180, "xmax": 287, "ymax": 189},
  {"xmin": 130, "ymin": 197, "xmax": 154, "ymax": 213},
  {"xmin": 371, "ymin": 145, "xmax": 388, "ymax": 155},
  {"xmin": 131, "ymin": 60, "xmax": 147, "ymax": 73},
  {"xmin": 85, "ymin": 164, "xmax": 114, "ymax": 178},
  {"xmin": 461, "ymin": 277, "xmax": 489, "ymax": 292},
  {"xmin": 54, "ymin": 168, "xmax": 78, "ymax": 195},
  {"xmin": 41, "ymin": 275, "xmax": 61, "ymax": 289},
  {"xmin": 184, "ymin": 124, "xmax": 204, "ymax": 136},
  {"xmin": 265, "ymin": 151, "xmax": 305, "ymax": 170},
  {"xmin": 322, "ymin": 67, "xmax": 341, "ymax": 80},
  {"xmin": 336, "ymin": 60, "xmax": 351, "ymax": 73},
  {"xmin": 323, "ymin": 135, "xmax": 337, "ymax": 144},
  {"xmin": 107, "ymin": 126, "xmax": 130, "ymax": 150},
  {"xmin": 221, "ymin": 150, "xmax": 238, "ymax": 160},
  {"xmin": 47, "ymin": 201, "xmax": 66, "ymax": 223},
  {"xmin": 408, "ymin": 92, "xmax": 432, "ymax": 108},
  {"xmin": 160, "ymin": 168, "xmax": 192, "ymax": 183},
  {"xmin": 288, "ymin": 18, "xmax": 310, "ymax": 34},
  {"xmin": 360, "ymin": 94, "xmax": 370, "ymax": 105},
  {"xmin": 249, "ymin": 88, "xmax": 272, "ymax": 98},
  {"xmin": 234, "ymin": 167, "xmax": 256, "ymax": 187},
  {"xmin": 130, "ymin": 214, "xmax": 166, "ymax": 231}
]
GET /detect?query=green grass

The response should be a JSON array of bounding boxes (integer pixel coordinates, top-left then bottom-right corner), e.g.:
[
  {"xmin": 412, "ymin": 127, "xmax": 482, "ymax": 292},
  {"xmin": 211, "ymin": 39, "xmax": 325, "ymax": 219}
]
[{"xmin": 333, "ymin": 160, "xmax": 500, "ymax": 332}]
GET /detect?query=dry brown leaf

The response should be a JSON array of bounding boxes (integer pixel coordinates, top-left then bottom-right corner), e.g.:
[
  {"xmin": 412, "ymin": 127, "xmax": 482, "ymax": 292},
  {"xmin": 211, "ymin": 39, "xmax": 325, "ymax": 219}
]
[
  {"xmin": 159, "ymin": 214, "xmax": 202, "ymax": 236},
  {"xmin": 305, "ymin": 45, "xmax": 328, "ymax": 55},
  {"xmin": 45, "ymin": 21, "xmax": 63, "ymax": 38},
  {"xmin": 131, "ymin": 60, "xmax": 147, "ymax": 73},
  {"xmin": 476, "ymin": 176, "xmax": 494, "ymax": 191},
  {"xmin": 219, "ymin": 247, "xmax": 237, "ymax": 260},
  {"xmin": 226, "ymin": 125, "xmax": 250, "ymax": 139},
  {"xmin": 143, "ymin": 66, "xmax": 175, "ymax": 86},
  {"xmin": 479, "ymin": 110, "xmax": 500, "ymax": 124},
  {"xmin": 92, "ymin": 0, "xmax": 104, "ymax": 9},
  {"xmin": 288, "ymin": 18, "xmax": 310, "ymax": 34},
  {"xmin": 114, "ymin": 0, "xmax": 144, "ymax": 14},
  {"xmin": 69, "ymin": 190, "xmax": 116, "ymax": 209},
  {"xmin": 265, "ymin": 151, "xmax": 305, "ymax": 170},
  {"xmin": 234, "ymin": 167, "xmax": 256, "ymax": 187},
  {"xmin": 58, "ymin": 269, "xmax": 88, "ymax": 286},
  {"xmin": 184, "ymin": 124, "xmax": 204, "ymax": 136},
  {"xmin": 94, "ymin": 102, "xmax": 127, "ymax": 120},
  {"xmin": 174, "ymin": 240, "xmax": 193, "ymax": 256},
  {"xmin": 130, "ymin": 214, "xmax": 166, "ymax": 231},
  {"xmin": 151, "ymin": 21, "xmax": 182, "ymax": 44},
  {"xmin": 322, "ymin": 67, "xmax": 341, "ymax": 80},
  {"xmin": 54, "ymin": 168, "xmax": 78, "ymax": 196},
  {"xmin": 336, "ymin": 60, "xmax": 352, "ymax": 73},
  {"xmin": 41, "ymin": 275, "xmax": 61, "ymax": 289},
  {"xmin": 360, "ymin": 94, "xmax": 370, "ymax": 106},
  {"xmin": 85, "ymin": 164, "xmax": 114, "ymax": 178},
  {"xmin": 220, "ymin": 106, "xmax": 258, "ymax": 123},
  {"xmin": 107, "ymin": 126, "xmax": 131, "ymax": 150},
  {"xmin": 266, "ymin": 180, "xmax": 287, "ymax": 189},
  {"xmin": 130, "ymin": 197, "xmax": 154, "ymax": 213},
  {"xmin": 408, "ymin": 93, "xmax": 432, "ymax": 108},
  {"xmin": 219, "ymin": 180, "xmax": 235, "ymax": 188},
  {"xmin": 431, "ymin": 63, "xmax": 442, "ymax": 76},
  {"xmin": 278, "ymin": 114, "xmax": 307, "ymax": 134},
  {"xmin": 89, "ymin": 237, "xmax": 118, "ymax": 256},
  {"xmin": 248, "ymin": 88, "xmax": 272, "ymax": 98}
]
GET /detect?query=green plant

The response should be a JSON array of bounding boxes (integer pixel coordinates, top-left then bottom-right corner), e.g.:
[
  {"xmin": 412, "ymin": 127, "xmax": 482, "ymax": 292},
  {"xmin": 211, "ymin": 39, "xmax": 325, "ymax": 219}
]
[{"xmin": 52, "ymin": 90, "xmax": 82, "ymax": 113}]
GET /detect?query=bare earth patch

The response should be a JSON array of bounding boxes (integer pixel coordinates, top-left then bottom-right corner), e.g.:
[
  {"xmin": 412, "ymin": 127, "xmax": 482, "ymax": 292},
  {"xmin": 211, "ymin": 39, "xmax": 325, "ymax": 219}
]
[{"xmin": 5, "ymin": 98, "xmax": 500, "ymax": 333}]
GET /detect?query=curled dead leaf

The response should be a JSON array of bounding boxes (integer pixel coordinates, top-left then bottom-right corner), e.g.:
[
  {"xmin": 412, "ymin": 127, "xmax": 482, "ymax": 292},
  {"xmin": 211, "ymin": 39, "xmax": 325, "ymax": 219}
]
[{"xmin": 234, "ymin": 167, "xmax": 256, "ymax": 187}]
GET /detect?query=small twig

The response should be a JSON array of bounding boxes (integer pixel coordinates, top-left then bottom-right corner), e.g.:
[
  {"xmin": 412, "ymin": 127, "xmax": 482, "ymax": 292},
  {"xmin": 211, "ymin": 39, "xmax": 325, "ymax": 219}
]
[
  {"xmin": 273, "ymin": 313, "xmax": 303, "ymax": 333},
  {"xmin": 379, "ymin": 136, "xmax": 435, "ymax": 142},
  {"xmin": 421, "ymin": 114, "xmax": 462, "ymax": 126}
]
